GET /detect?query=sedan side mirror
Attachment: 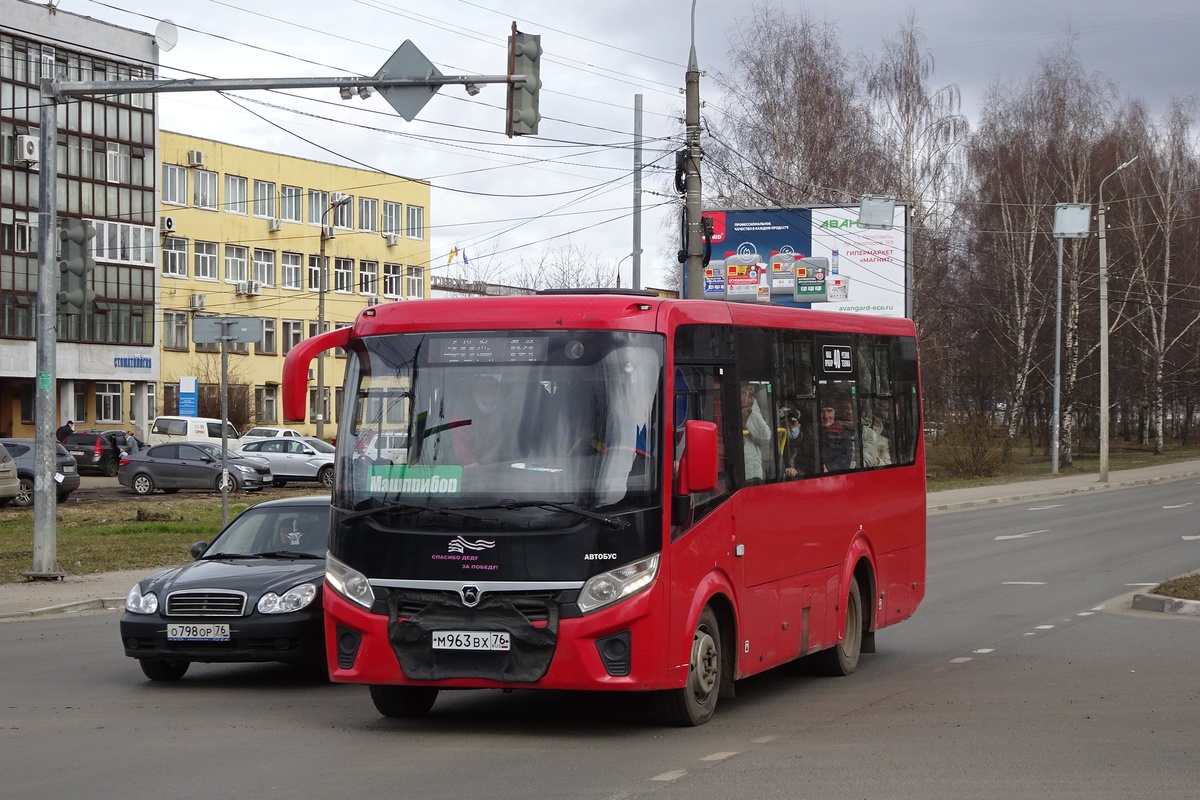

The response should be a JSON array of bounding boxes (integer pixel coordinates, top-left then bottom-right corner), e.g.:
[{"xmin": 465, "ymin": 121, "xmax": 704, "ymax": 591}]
[{"xmin": 189, "ymin": 541, "xmax": 208, "ymax": 559}]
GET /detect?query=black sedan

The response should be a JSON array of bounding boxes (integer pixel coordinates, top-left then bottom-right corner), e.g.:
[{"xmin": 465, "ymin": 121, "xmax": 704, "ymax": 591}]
[
  {"xmin": 118, "ymin": 442, "xmax": 272, "ymax": 495},
  {"xmin": 120, "ymin": 495, "xmax": 331, "ymax": 680}
]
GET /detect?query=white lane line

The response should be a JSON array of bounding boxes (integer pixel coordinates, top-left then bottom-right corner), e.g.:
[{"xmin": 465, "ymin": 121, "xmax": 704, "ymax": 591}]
[
  {"xmin": 949, "ymin": 657, "xmax": 972, "ymax": 663},
  {"xmin": 996, "ymin": 530, "xmax": 1049, "ymax": 541},
  {"xmin": 1163, "ymin": 503, "xmax": 1193, "ymax": 509},
  {"xmin": 651, "ymin": 771, "xmax": 687, "ymax": 782},
  {"xmin": 752, "ymin": 736, "xmax": 777, "ymax": 744},
  {"xmin": 973, "ymin": 648, "xmax": 995, "ymax": 654},
  {"xmin": 1078, "ymin": 611, "xmax": 1095, "ymax": 616},
  {"xmin": 1182, "ymin": 535, "xmax": 1200, "ymax": 541},
  {"xmin": 701, "ymin": 752, "xmax": 739, "ymax": 762},
  {"xmin": 1036, "ymin": 625, "xmax": 1055, "ymax": 630},
  {"xmin": 1003, "ymin": 581, "xmax": 1046, "ymax": 585},
  {"xmin": 1028, "ymin": 504, "xmax": 1064, "ymax": 511}
]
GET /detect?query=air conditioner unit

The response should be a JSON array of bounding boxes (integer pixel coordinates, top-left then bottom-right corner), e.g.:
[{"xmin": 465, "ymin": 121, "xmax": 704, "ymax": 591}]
[
  {"xmin": 187, "ymin": 149, "xmax": 205, "ymax": 167},
  {"xmin": 367, "ymin": 296, "xmax": 381, "ymax": 306},
  {"xmin": 384, "ymin": 233, "xmax": 399, "ymax": 247},
  {"xmin": 245, "ymin": 280, "xmax": 263, "ymax": 296},
  {"xmin": 189, "ymin": 293, "xmax": 206, "ymax": 311},
  {"xmin": 321, "ymin": 225, "xmax": 336, "ymax": 240},
  {"xmin": 307, "ymin": 368, "xmax": 316, "ymax": 381},
  {"xmin": 16, "ymin": 135, "xmax": 39, "ymax": 164},
  {"xmin": 160, "ymin": 216, "xmax": 176, "ymax": 233},
  {"xmin": 267, "ymin": 218, "xmax": 282, "ymax": 232}
]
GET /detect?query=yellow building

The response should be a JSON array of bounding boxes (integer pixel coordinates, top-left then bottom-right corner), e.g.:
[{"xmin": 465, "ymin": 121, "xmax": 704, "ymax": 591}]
[{"xmin": 157, "ymin": 132, "xmax": 430, "ymax": 438}]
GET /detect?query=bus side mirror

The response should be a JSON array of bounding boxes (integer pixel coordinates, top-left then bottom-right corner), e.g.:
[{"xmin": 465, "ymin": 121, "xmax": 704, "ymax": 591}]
[{"xmin": 680, "ymin": 420, "xmax": 718, "ymax": 494}]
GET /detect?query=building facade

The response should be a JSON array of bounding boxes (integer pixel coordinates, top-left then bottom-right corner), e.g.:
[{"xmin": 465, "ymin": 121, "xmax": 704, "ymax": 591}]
[
  {"xmin": 1, "ymin": 0, "xmax": 159, "ymax": 438},
  {"xmin": 157, "ymin": 131, "xmax": 431, "ymax": 437}
]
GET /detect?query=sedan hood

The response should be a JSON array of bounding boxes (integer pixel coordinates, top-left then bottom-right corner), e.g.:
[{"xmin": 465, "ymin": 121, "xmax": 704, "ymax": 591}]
[{"xmin": 138, "ymin": 556, "xmax": 326, "ymax": 600}]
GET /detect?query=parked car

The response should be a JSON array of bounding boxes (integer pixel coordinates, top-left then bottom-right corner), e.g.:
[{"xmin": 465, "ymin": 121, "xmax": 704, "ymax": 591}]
[
  {"xmin": 356, "ymin": 431, "xmax": 409, "ymax": 464},
  {"xmin": 235, "ymin": 437, "xmax": 335, "ymax": 488},
  {"xmin": 117, "ymin": 442, "xmax": 272, "ymax": 495},
  {"xmin": 0, "ymin": 438, "xmax": 80, "ymax": 505},
  {"xmin": 241, "ymin": 426, "xmax": 305, "ymax": 443},
  {"xmin": 0, "ymin": 444, "xmax": 19, "ymax": 508},
  {"xmin": 62, "ymin": 428, "xmax": 133, "ymax": 477},
  {"xmin": 120, "ymin": 495, "xmax": 331, "ymax": 680}
]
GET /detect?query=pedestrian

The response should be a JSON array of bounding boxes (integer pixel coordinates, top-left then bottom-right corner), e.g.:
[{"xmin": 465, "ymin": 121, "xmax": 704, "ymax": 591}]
[{"xmin": 56, "ymin": 419, "xmax": 75, "ymax": 442}]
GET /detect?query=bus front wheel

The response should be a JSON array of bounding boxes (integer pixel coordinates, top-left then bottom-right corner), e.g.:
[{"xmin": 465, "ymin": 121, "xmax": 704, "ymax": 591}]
[
  {"xmin": 369, "ymin": 684, "xmax": 439, "ymax": 718},
  {"xmin": 810, "ymin": 576, "xmax": 863, "ymax": 677},
  {"xmin": 655, "ymin": 606, "xmax": 722, "ymax": 726}
]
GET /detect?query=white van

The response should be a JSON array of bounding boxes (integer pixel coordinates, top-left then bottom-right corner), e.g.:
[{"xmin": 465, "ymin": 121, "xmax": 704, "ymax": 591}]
[{"xmin": 147, "ymin": 416, "xmax": 241, "ymax": 447}]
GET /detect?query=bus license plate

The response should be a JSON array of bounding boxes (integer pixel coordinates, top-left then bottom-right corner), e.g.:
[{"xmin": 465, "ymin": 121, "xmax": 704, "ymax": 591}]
[
  {"xmin": 431, "ymin": 631, "xmax": 510, "ymax": 651},
  {"xmin": 167, "ymin": 623, "xmax": 230, "ymax": 641}
]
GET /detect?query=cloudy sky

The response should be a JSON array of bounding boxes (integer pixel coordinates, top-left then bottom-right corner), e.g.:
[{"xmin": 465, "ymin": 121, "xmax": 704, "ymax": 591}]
[{"xmin": 58, "ymin": 0, "xmax": 1200, "ymax": 290}]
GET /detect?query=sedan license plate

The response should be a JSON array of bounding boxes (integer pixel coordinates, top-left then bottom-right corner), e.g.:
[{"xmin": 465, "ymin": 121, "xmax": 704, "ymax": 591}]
[
  {"xmin": 167, "ymin": 623, "xmax": 230, "ymax": 641},
  {"xmin": 431, "ymin": 631, "xmax": 510, "ymax": 651}
]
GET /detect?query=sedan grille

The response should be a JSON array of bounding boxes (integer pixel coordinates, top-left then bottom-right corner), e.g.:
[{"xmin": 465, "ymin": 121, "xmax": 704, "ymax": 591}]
[{"xmin": 165, "ymin": 590, "xmax": 247, "ymax": 617}]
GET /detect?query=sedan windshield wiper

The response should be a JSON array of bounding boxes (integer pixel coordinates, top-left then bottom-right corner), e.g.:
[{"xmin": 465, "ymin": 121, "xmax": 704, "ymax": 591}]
[
  {"xmin": 492, "ymin": 499, "xmax": 624, "ymax": 530},
  {"xmin": 340, "ymin": 502, "xmax": 498, "ymax": 525},
  {"xmin": 251, "ymin": 550, "xmax": 324, "ymax": 560},
  {"xmin": 203, "ymin": 552, "xmax": 266, "ymax": 559}
]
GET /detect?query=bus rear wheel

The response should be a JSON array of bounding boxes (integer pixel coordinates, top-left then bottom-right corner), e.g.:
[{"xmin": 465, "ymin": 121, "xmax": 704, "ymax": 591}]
[
  {"xmin": 655, "ymin": 606, "xmax": 722, "ymax": 726},
  {"xmin": 810, "ymin": 576, "xmax": 863, "ymax": 677},
  {"xmin": 369, "ymin": 685, "xmax": 439, "ymax": 718}
]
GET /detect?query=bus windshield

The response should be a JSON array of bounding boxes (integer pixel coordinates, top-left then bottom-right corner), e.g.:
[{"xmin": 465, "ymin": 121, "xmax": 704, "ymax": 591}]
[{"xmin": 337, "ymin": 329, "xmax": 663, "ymax": 520}]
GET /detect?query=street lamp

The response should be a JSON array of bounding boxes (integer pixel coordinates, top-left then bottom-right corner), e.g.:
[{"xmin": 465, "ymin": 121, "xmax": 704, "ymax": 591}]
[
  {"xmin": 1097, "ymin": 156, "xmax": 1138, "ymax": 483},
  {"xmin": 316, "ymin": 193, "xmax": 352, "ymax": 440},
  {"xmin": 615, "ymin": 250, "xmax": 641, "ymax": 288}
]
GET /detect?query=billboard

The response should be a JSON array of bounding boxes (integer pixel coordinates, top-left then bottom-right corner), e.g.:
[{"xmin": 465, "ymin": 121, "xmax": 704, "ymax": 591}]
[{"xmin": 700, "ymin": 205, "xmax": 910, "ymax": 318}]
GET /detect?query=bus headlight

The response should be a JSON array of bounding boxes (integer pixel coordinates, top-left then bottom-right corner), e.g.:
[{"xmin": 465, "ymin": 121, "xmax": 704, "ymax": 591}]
[
  {"xmin": 577, "ymin": 553, "xmax": 659, "ymax": 615},
  {"xmin": 326, "ymin": 554, "xmax": 375, "ymax": 610}
]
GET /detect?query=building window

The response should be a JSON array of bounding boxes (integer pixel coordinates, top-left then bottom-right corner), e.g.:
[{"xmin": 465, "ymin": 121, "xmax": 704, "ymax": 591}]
[
  {"xmin": 333, "ymin": 196, "xmax": 353, "ymax": 229},
  {"xmin": 359, "ymin": 197, "xmax": 378, "ymax": 232},
  {"xmin": 253, "ymin": 248, "xmax": 275, "ymax": 287},
  {"xmin": 164, "ymin": 310, "xmax": 189, "ymax": 350},
  {"xmin": 282, "ymin": 319, "xmax": 304, "ymax": 354},
  {"xmin": 253, "ymin": 180, "xmax": 275, "ymax": 218},
  {"xmin": 359, "ymin": 260, "xmax": 378, "ymax": 295},
  {"xmin": 405, "ymin": 265, "xmax": 425, "ymax": 298},
  {"xmin": 383, "ymin": 262, "xmax": 402, "ymax": 298},
  {"xmin": 225, "ymin": 175, "xmax": 248, "ymax": 214},
  {"xmin": 334, "ymin": 257, "xmax": 353, "ymax": 293},
  {"xmin": 308, "ymin": 189, "xmax": 329, "ymax": 226},
  {"xmin": 194, "ymin": 169, "xmax": 218, "ymax": 209},
  {"xmin": 383, "ymin": 201, "xmax": 401, "ymax": 235},
  {"xmin": 96, "ymin": 382, "xmax": 123, "ymax": 423},
  {"xmin": 255, "ymin": 385, "xmax": 278, "ymax": 424},
  {"xmin": 194, "ymin": 241, "xmax": 218, "ymax": 280},
  {"xmin": 308, "ymin": 255, "xmax": 323, "ymax": 292},
  {"xmin": 280, "ymin": 185, "xmax": 302, "ymax": 223},
  {"xmin": 281, "ymin": 252, "xmax": 302, "ymax": 290},
  {"xmin": 258, "ymin": 318, "xmax": 277, "ymax": 355},
  {"xmin": 162, "ymin": 164, "xmax": 187, "ymax": 205},
  {"xmin": 308, "ymin": 319, "xmax": 328, "ymax": 339},
  {"xmin": 225, "ymin": 244, "xmax": 248, "ymax": 283},
  {"xmin": 406, "ymin": 205, "xmax": 424, "ymax": 239},
  {"xmin": 162, "ymin": 236, "xmax": 187, "ymax": 277},
  {"xmin": 106, "ymin": 142, "xmax": 130, "ymax": 184},
  {"xmin": 309, "ymin": 387, "xmax": 330, "ymax": 424}
]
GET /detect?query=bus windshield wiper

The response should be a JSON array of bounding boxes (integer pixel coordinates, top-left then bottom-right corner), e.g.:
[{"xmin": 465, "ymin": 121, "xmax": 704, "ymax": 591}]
[
  {"xmin": 340, "ymin": 502, "xmax": 498, "ymax": 524},
  {"xmin": 493, "ymin": 499, "xmax": 624, "ymax": 530}
]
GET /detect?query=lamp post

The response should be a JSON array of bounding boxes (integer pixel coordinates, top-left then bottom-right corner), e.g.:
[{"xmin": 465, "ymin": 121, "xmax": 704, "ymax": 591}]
[
  {"xmin": 1097, "ymin": 156, "xmax": 1138, "ymax": 483},
  {"xmin": 316, "ymin": 193, "xmax": 352, "ymax": 440},
  {"xmin": 615, "ymin": 250, "xmax": 641, "ymax": 288}
]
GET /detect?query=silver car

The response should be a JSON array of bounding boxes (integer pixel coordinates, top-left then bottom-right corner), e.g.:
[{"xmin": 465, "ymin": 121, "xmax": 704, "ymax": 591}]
[{"xmin": 235, "ymin": 437, "xmax": 335, "ymax": 489}]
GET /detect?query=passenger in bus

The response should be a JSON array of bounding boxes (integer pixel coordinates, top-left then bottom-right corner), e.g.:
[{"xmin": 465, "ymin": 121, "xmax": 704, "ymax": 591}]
[
  {"xmin": 458, "ymin": 374, "xmax": 509, "ymax": 464},
  {"xmin": 781, "ymin": 408, "xmax": 816, "ymax": 478},
  {"xmin": 741, "ymin": 383, "xmax": 771, "ymax": 485},
  {"xmin": 820, "ymin": 399, "xmax": 854, "ymax": 472}
]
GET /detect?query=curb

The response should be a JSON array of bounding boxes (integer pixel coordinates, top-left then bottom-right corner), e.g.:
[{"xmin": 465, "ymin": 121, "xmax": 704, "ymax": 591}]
[
  {"xmin": 0, "ymin": 597, "xmax": 124, "ymax": 621},
  {"xmin": 927, "ymin": 469, "xmax": 1200, "ymax": 513},
  {"xmin": 1131, "ymin": 593, "xmax": 1200, "ymax": 616}
]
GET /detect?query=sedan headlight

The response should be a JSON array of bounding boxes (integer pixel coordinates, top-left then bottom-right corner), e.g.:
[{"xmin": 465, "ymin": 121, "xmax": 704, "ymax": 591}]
[
  {"xmin": 125, "ymin": 584, "xmax": 158, "ymax": 614},
  {"xmin": 257, "ymin": 582, "xmax": 317, "ymax": 614},
  {"xmin": 234, "ymin": 464, "xmax": 256, "ymax": 474},
  {"xmin": 326, "ymin": 554, "xmax": 374, "ymax": 609},
  {"xmin": 577, "ymin": 553, "xmax": 659, "ymax": 615}
]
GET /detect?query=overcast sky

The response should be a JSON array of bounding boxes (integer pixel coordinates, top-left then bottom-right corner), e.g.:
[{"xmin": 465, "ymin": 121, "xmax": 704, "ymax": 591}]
[{"xmin": 58, "ymin": 0, "xmax": 1200, "ymax": 289}]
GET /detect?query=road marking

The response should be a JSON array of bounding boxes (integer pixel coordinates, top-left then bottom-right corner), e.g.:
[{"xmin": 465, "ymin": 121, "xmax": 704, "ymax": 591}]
[
  {"xmin": 1182, "ymin": 535, "xmax": 1200, "ymax": 541},
  {"xmin": 1003, "ymin": 581, "xmax": 1046, "ymax": 585},
  {"xmin": 1028, "ymin": 504, "xmax": 1063, "ymax": 510},
  {"xmin": 996, "ymin": 529, "xmax": 1048, "ymax": 541},
  {"xmin": 1163, "ymin": 502, "xmax": 1193, "ymax": 509},
  {"xmin": 1078, "ymin": 611, "xmax": 1095, "ymax": 616},
  {"xmin": 752, "ymin": 736, "xmax": 778, "ymax": 744},
  {"xmin": 701, "ymin": 752, "xmax": 739, "ymax": 762},
  {"xmin": 973, "ymin": 648, "xmax": 995, "ymax": 654},
  {"xmin": 1036, "ymin": 625, "xmax": 1055, "ymax": 630},
  {"xmin": 950, "ymin": 657, "xmax": 972, "ymax": 663},
  {"xmin": 651, "ymin": 771, "xmax": 687, "ymax": 782}
]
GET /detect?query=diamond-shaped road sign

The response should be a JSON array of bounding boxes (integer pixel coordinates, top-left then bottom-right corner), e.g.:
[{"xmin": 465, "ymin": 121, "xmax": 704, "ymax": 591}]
[{"xmin": 374, "ymin": 40, "xmax": 443, "ymax": 122}]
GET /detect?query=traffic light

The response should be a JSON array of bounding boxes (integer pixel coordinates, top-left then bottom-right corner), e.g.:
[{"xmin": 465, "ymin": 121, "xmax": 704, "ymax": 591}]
[
  {"xmin": 58, "ymin": 218, "xmax": 96, "ymax": 316},
  {"xmin": 506, "ymin": 28, "xmax": 541, "ymax": 137}
]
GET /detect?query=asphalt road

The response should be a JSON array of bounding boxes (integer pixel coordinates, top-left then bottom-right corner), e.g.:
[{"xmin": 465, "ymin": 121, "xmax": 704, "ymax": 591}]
[{"xmin": 3, "ymin": 476, "xmax": 1199, "ymax": 798}]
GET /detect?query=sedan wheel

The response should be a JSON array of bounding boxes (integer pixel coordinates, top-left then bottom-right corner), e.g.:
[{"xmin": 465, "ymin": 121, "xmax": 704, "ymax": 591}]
[
  {"xmin": 14, "ymin": 477, "xmax": 34, "ymax": 507},
  {"xmin": 132, "ymin": 473, "xmax": 155, "ymax": 496},
  {"xmin": 216, "ymin": 473, "xmax": 240, "ymax": 494},
  {"xmin": 317, "ymin": 466, "xmax": 334, "ymax": 489},
  {"xmin": 139, "ymin": 658, "xmax": 189, "ymax": 681}
]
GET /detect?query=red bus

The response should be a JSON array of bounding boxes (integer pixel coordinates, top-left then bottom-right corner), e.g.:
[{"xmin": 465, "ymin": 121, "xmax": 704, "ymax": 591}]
[{"xmin": 283, "ymin": 291, "xmax": 925, "ymax": 725}]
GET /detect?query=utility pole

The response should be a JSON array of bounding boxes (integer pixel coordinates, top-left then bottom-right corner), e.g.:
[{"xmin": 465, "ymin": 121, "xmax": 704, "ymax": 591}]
[
  {"xmin": 683, "ymin": 0, "xmax": 704, "ymax": 299},
  {"xmin": 632, "ymin": 94, "xmax": 643, "ymax": 291}
]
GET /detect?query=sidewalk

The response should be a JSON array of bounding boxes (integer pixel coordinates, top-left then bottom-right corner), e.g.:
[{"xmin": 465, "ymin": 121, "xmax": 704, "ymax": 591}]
[{"xmin": 2, "ymin": 460, "xmax": 1198, "ymax": 620}]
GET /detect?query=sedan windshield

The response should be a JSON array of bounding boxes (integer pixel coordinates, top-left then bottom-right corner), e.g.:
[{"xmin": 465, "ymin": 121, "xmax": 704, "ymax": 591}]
[
  {"xmin": 204, "ymin": 505, "xmax": 330, "ymax": 558},
  {"xmin": 336, "ymin": 329, "xmax": 663, "ymax": 517}
]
